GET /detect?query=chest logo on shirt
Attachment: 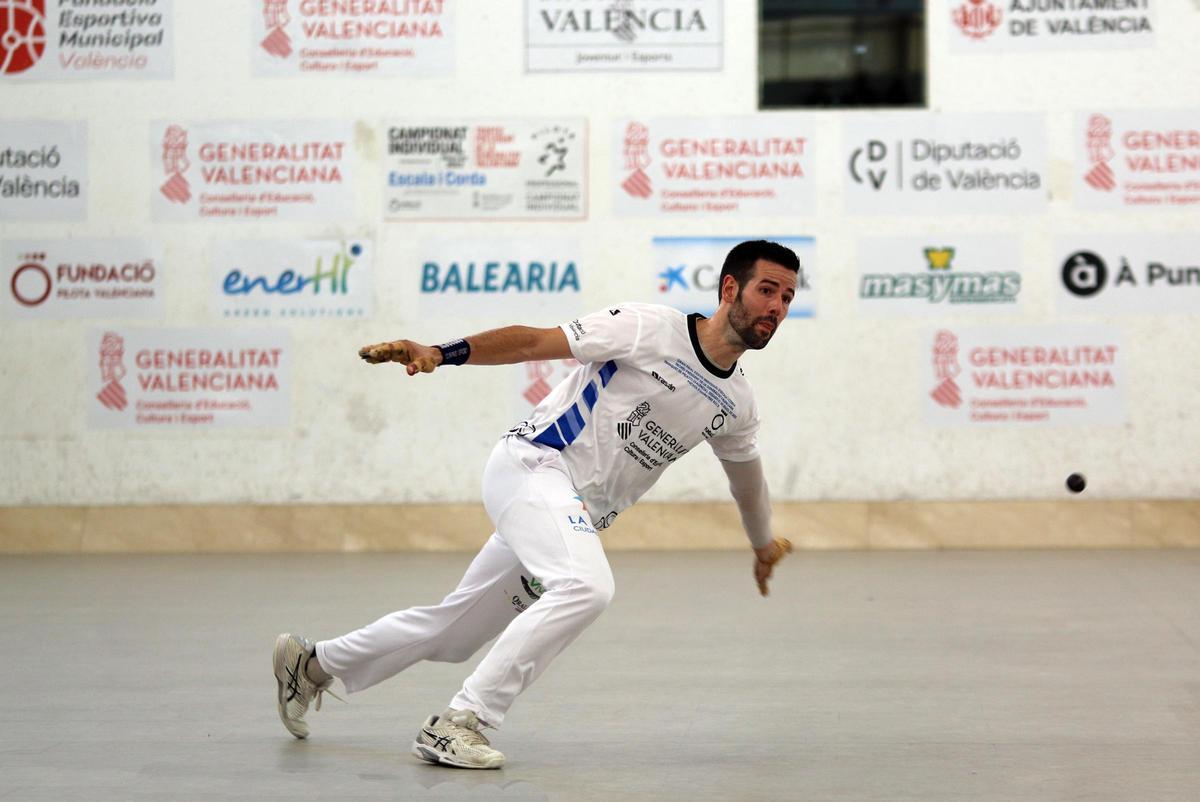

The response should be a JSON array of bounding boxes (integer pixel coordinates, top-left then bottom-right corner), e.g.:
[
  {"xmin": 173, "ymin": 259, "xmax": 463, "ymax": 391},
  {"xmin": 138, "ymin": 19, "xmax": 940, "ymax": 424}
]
[
  {"xmin": 650, "ymin": 370, "xmax": 677, "ymax": 392},
  {"xmin": 616, "ymin": 401, "xmax": 651, "ymax": 440},
  {"xmin": 702, "ymin": 413, "xmax": 727, "ymax": 440}
]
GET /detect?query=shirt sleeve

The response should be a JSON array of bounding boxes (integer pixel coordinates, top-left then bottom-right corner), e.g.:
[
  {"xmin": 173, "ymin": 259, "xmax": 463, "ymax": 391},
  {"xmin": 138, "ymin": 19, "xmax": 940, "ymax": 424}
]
[
  {"xmin": 559, "ymin": 304, "xmax": 644, "ymax": 365},
  {"xmin": 707, "ymin": 400, "xmax": 761, "ymax": 462}
]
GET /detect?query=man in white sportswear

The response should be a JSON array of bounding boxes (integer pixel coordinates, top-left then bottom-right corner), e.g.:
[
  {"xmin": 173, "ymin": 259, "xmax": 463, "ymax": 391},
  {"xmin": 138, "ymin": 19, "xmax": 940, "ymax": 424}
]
[{"xmin": 273, "ymin": 239, "xmax": 799, "ymax": 769}]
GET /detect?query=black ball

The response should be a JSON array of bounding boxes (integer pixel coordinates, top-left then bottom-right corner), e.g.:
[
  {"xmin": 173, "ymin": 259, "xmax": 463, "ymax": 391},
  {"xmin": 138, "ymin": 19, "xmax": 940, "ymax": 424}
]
[{"xmin": 1066, "ymin": 473, "xmax": 1087, "ymax": 494}]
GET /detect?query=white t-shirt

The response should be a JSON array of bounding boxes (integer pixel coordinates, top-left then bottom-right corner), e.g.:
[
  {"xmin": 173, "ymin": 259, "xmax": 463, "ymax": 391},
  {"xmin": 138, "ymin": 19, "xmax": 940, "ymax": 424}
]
[{"xmin": 508, "ymin": 302, "xmax": 761, "ymax": 530}]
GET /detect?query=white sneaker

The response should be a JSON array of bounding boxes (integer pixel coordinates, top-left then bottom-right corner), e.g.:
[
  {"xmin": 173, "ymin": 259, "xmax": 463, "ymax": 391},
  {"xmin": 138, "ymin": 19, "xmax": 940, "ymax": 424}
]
[
  {"xmin": 411, "ymin": 708, "xmax": 505, "ymax": 769},
  {"xmin": 272, "ymin": 633, "xmax": 342, "ymax": 739}
]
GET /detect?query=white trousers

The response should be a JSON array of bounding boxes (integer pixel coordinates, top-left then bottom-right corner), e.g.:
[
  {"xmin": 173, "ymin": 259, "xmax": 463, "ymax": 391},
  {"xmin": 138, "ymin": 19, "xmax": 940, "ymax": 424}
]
[{"xmin": 316, "ymin": 436, "xmax": 615, "ymax": 728}]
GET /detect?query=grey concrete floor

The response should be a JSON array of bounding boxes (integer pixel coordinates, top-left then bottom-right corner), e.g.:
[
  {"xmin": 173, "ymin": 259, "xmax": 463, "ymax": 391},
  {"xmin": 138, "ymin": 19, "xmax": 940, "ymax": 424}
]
[{"xmin": 1, "ymin": 550, "xmax": 1198, "ymax": 801}]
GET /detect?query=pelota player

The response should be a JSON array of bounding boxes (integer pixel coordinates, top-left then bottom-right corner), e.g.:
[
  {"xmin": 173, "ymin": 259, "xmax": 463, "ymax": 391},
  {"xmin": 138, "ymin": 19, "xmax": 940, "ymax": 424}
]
[{"xmin": 273, "ymin": 240, "xmax": 799, "ymax": 769}]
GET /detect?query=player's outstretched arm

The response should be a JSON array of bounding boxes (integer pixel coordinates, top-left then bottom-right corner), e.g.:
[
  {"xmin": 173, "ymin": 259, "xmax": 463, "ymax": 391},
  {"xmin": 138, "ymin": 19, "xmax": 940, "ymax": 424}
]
[{"xmin": 358, "ymin": 326, "xmax": 572, "ymax": 376}]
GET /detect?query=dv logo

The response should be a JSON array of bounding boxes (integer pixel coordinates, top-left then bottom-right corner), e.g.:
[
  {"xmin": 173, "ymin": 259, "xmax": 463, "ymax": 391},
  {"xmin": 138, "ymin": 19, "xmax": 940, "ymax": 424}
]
[{"xmin": 849, "ymin": 140, "xmax": 895, "ymax": 190}]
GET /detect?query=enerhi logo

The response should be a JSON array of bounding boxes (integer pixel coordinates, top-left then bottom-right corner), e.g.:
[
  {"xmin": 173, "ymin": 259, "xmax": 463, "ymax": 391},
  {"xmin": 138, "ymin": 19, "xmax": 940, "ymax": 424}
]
[
  {"xmin": 0, "ymin": 0, "xmax": 47, "ymax": 74},
  {"xmin": 223, "ymin": 242, "xmax": 362, "ymax": 296}
]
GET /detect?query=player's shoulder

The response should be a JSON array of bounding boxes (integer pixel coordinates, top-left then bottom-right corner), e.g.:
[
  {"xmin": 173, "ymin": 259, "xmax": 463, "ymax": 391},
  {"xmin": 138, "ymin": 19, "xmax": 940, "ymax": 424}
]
[{"xmin": 596, "ymin": 301, "xmax": 682, "ymax": 323}]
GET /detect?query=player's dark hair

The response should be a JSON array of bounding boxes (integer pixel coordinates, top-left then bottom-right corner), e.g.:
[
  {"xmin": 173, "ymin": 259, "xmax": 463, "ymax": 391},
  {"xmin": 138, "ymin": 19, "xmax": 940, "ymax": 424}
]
[{"xmin": 717, "ymin": 240, "xmax": 800, "ymax": 301}]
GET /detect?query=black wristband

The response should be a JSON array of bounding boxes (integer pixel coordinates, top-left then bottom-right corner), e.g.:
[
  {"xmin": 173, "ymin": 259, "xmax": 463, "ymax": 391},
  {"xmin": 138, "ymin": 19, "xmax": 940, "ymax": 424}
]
[{"xmin": 437, "ymin": 339, "xmax": 471, "ymax": 366}]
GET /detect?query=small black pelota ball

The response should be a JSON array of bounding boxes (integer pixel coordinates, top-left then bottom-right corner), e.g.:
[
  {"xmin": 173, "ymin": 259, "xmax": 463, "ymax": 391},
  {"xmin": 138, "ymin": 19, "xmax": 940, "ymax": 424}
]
[{"xmin": 1066, "ymin": 473, "xmax": 1087, "ymax": 493}]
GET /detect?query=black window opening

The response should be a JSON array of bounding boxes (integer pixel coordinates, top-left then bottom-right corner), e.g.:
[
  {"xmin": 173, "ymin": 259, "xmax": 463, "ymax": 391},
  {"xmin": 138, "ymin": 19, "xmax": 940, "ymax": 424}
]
[{"xmin": 759, "ymin": 0, "xmax": 926, "ymax": 109}]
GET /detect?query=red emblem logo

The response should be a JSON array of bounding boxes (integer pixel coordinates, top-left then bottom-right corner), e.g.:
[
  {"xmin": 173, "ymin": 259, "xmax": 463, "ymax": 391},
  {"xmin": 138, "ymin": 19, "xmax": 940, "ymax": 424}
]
[
  {"xmin": 9, "ymin": 253, "xmax": 51, "ymax": 306},
  {"xmin": 261, "ymin": 0, "xmax": 292, "ymax": 58},
  {"xmin": 1083, "ymin": 114, "xmax": 1116, "ymax": 192},
  {"xmin": 621, "ymin": 122, "xmax": 652, "ymax": 199},
  {"xmin": 160, "ymin": 125, "xmax": 191, "ymax": 204},
  {"xmin": 952, "ymin": 0, "xmax": 1002, "ymax": 40},
  {"xmin": 0, "ymin": 0, "xmax": 47, "ymax": 74},
  {"xmin": 97, "ymin": 332, "xmax": 128, "ymax": 412},
  {"xmin": 931, "ymin": 330, "xmax": 963, "ymax": 409}
]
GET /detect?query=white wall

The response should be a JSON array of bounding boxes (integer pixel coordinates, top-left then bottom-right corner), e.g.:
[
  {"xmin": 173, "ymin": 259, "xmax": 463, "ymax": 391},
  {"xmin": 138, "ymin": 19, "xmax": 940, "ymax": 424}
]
[{"xmin": 1, "ymin": 0, "xmax": 1198, "ymax": 506}]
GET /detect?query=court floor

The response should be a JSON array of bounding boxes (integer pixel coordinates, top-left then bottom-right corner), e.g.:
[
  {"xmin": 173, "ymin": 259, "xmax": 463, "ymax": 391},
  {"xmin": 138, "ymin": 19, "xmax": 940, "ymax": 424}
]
[{"xmin": 2, "ymin": 549, "xmax": 1197, "ymax": 801}]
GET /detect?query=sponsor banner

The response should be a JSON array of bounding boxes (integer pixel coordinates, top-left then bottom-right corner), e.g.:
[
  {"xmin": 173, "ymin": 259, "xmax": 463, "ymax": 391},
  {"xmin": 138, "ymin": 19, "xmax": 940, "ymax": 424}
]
[
  {"xmin": 650, "ymin": 236, "xmax": 816, "ymax": 317},
  {"xmin": 923, "ymin": 326, "xmax": 1125, "ymax": 427},
  {"xmin": 0, "ymin": 121, "xmax": 86, "ymax": 220},
  {"xmin": 86, "ymin": 327, "xmax": 291, "ymax": 429},
  {"xmin": 0, "ymin": 0, "xmax": 174, "ymax": 81},
  {"xmin": 211, "ymin": 239, "xmax": 373, "ymax": 320},
  {"xmin": 858, "ymin": 235, "xmax": 1023, "ymax": 316},
  {"xmin": 512, "ymin": 358, "xmax": 580, "ymax": 422},
  {"xmin": 3, "ymin": 239, "xmax": 163, "ymax": 319},
  {"xmin": 151, "ymin": 121, "xmax": 355, "ymax": 222},
  {"xmin": 417, "ymin": 238, "xmax": 583, "ymax": 317},
  {"xmin": 253, "ymin": 0, "xmax": 452, "ymax": 77},
  {"xmin": 1075, "ymin": 110, "xmax": 1200, "ymax": 210},
  {"xmin": 614, "ymin": 116, "xmax": 815, "ymax": 217},
  {"xmin": 948, "ymin": 0, "xmax": 1154, "ymax": 51},
  {"xmin": 844, "ymin": 112, "xmax": 1048, "ymax": 214},
  {"xmin": 385, "ymin": 119, "xmax": 586, "ymax": 220},
  {"xmin": 525, "ymin": 0, "xmax": 722, "ymax": 72},
  {"xmin": 1056, "ymin": 235, "xmax": 1200, "ymax": 314}
]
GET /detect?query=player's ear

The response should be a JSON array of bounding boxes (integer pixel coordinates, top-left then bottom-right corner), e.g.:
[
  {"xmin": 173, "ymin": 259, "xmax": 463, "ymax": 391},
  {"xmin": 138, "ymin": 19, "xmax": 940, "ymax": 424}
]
[{"xmin": 720, "ymin": 274, "xmax": 740, "ymax": 305}]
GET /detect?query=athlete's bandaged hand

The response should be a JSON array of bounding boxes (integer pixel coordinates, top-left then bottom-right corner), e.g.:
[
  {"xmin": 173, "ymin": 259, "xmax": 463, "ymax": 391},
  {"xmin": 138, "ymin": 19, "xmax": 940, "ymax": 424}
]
[
  {"xmin": 358, "ymin": 340, "xmax": 440, "ymax": 375},
  {"xmin": 753, "ymin": 537, "xmax": 792, "ymax": 597}
]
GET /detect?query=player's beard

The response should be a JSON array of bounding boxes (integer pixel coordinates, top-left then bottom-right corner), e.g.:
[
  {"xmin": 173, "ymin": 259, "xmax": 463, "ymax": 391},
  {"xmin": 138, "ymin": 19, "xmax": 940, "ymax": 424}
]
[{"xmin": 728, "ymin": 291, "xmax": 778, "ymax": 350}]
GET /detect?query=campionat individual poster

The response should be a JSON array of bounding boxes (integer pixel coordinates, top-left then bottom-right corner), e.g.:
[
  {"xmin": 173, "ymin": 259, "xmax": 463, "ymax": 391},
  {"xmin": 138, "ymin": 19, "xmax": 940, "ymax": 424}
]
[
  {"xmin": 525, "ymin": 0, "xmax": 723, "ymax": 72},
  {"xmin": 922, "ymin": 325, "xmax": 1126, "ymax": 427},
  {"xmin": 613, "ymin": 116, "xmax": 816, "ymax": 217},
  {"xmin": 384, "ymin": 120, "xmax": 586, "ymax": 220},
  {"xmin": 86, "ymin": 328, "xmax": 292, "ymax": 430},
  {"xmin": 0, "ymin": 0, "xmax": 175, "ymax": 81},
  {"xmin": 252, "ymin": 0, "xmax": 453, "ymax": 77},
  {"xmin": 150, "ymin": 121, "xmax": 356, "ymax": 222}
]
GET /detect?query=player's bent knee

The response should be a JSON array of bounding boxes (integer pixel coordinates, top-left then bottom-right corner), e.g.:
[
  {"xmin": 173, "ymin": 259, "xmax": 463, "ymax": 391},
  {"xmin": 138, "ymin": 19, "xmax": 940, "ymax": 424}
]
[{"xmin": 572, "ymin": 577, "xmax": 615, "ymax": 617}]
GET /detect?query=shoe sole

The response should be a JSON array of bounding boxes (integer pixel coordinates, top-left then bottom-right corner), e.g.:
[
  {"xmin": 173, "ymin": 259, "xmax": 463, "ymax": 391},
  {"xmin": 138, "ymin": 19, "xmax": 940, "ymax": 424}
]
[
  {"xmin": 273, "ymin": 633, "xmax": 308, "ymax": 739},
  {"xmin": 410, "ymin": 741, "xmax": 503, "ymax": 769}
]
